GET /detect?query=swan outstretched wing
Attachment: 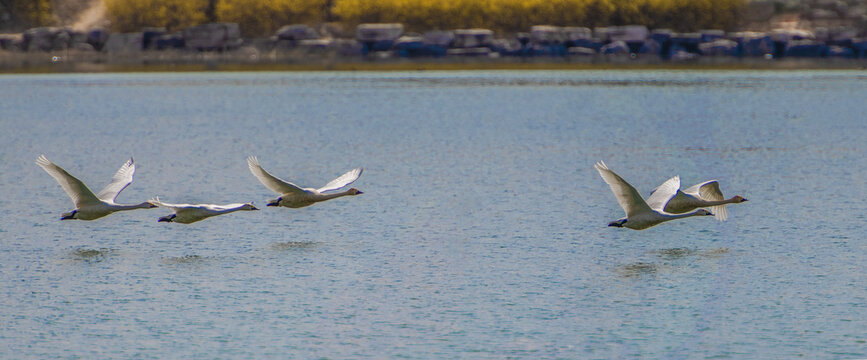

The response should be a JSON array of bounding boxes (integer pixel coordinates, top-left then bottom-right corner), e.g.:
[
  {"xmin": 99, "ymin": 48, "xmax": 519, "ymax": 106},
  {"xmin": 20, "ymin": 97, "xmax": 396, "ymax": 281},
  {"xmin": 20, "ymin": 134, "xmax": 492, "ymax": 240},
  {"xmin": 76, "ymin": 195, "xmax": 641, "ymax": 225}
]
[
  {"xmin": 151, "ymin": 196, "xmax": 193, "ymax": 211},
  {"xmin": 36, "ymin": 155, "xmax": 102, "ymax": 207},
  {"xmin": 685, "ymin": 180, "xmax": 723, "ymax": 200},
  {"xmin": 246, "ymin": 156, "xmax": 306, "ymax": 195},
  {"xmin": 200, "ymin": 203, "xmax": 249, "ymax": 211},
  {"xmin": 96, "ymin": 157, "xmax": 135, "ymax": 202},
  {"xmin": 317, "ymin": 168, "xmax": 363, "ymax": 193},
  {"xmin": 686, "ymin": 180, "xmax": 727, "ymax": 221},
  {"xmin": 594, "ymin": 161, "xmax": 653, "ymax": 217},
  {"xmin": 152, "ymin": 197, "xmax": 244, "ymax": 212},
  {"xmin": 646, "ymin": 175, "xmax": 681, "ymax": 212}
]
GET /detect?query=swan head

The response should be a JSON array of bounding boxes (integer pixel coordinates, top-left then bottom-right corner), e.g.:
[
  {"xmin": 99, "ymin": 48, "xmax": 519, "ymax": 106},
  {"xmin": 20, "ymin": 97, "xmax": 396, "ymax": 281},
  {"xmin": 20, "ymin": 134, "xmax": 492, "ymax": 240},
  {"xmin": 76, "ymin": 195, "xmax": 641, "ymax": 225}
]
[
  {"xmin": 695, "ymin": 209, "xmax": 714, "ymax": 216},
  {"xmin": 244, "ymin": 203, "xmax": 259, "ymax": 211},
  {"xmin": 61, "ymin": 210, "xmax": 77, "ymax": 220},
  {"xmin": 158, "ymin": 214, "xmax": 175, "ymax": 223},
  {"xmin": 732, "ymin": 195, "xmax": 748, "ymax": 203},
  {"xmin": 147, "ymin": 201, "xmax": 158, "ymax": 208},
  {"xmin": 348, "ymin": 188, "xmax": 363, "ymax": 195},
  {"xmin": 266, "ymin": 197, "xmax": 281, "ymax": 207},
  {"xmin": 608, "ymin": 219, "xmax": 626, "ymax": 227}
]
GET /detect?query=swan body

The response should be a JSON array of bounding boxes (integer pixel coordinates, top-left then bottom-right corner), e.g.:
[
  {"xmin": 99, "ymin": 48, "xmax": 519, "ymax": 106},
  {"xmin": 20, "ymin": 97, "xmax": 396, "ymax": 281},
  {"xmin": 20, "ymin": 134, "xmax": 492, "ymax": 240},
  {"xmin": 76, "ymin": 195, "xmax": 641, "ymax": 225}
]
[
  {"xmin": 646, "ymin": 176, "xmax": 747, "ymax": 221},
  {"xmin": 152, "ymin": 197, "xmax": 258, "ymax": 224},
  {"xmin": 595, "ymin": 161, "xmax": 713, "ymax": 230},
  {"xmin": 247, "ymin": 156, "xmax": 363, "ymax": 208},
  {"xmin": 35, "ymin": 155, "xmax": 156, "ymax": 220}
]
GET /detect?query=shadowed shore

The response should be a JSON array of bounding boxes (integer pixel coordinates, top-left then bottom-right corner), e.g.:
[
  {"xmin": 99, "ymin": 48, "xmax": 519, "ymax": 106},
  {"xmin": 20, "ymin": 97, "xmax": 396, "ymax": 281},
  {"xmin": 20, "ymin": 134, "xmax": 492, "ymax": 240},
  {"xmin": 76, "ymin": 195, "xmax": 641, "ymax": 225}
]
[{"xmin": 3, "ymin": 51, "xmax": 865, "ymax": 73}]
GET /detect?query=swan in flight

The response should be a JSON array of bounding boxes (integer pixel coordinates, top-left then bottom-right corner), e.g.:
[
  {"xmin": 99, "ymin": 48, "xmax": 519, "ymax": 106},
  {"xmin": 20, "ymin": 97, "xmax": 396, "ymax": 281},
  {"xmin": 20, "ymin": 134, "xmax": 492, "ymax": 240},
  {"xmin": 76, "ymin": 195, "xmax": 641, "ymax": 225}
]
[
  {"xmin": 246, "ymin": 156, "xmax": 363, "ymax": 208},
  {"xmin": 595, "ymin": 161, "xmax": 713, "ymax": 230},
  {"xmin": 35, "ymin": 155, "xmax": 156, "ymax": 220},
  {"xmin": 151, "ymin": 197, "xmax": 258, "ymax": 224},
  {"xmin": 646, "ymin": 176, "xmax": 747, "ymax": 221}
]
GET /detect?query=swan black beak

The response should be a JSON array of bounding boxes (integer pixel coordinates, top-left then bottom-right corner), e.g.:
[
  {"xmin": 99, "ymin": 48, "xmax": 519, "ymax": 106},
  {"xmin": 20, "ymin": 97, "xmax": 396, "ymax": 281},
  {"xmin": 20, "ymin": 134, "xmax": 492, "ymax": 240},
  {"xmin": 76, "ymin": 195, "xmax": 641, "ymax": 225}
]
[
  {"xmin": 251, "ymin": 205, "xmax": 259, "ymax": 210},
  {"xmin": 356, "ymin": 190, "xmax": 364, "ymax": 195},
  {"xmin": 158, "ymin": 214, "xmax": 174, "ymax": 222},
  {"xmin": 61, "ymin": 210, "xmax": 76, "ymax": 220},
  {"xmin": 266, "ymin": 198, "xmax": 280, "ymax": 207}
]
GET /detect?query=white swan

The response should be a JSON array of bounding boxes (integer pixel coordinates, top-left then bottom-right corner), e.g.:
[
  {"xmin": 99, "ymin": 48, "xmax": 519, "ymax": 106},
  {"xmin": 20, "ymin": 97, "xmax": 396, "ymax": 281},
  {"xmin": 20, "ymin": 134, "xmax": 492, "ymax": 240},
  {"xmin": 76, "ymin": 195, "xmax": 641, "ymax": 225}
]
[
  {"xmin": 246, "ymin": 156, "xmax": 363, "ymax": 208},
  {"xmin": 646, "ymin": 176, "xmax": 747, "ymax": 221},
  {"xmin": 595, "ymin": 161, "xmax": 713, "ymax": 230},
  {"xmin": 35, "ymin": 155, "xmax": 156, "ymax": 220},
  {"xmin": 152, "ymin": 197, "xmax": 258, "ymax": 224}
]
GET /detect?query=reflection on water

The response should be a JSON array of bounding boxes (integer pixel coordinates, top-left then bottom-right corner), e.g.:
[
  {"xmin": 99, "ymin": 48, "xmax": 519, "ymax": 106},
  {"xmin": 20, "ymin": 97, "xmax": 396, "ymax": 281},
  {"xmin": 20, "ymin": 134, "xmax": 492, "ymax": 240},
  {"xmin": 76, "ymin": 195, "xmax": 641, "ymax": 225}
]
[
  {"xmin": 698, "ymin": 247, "xmax": 730, "ymax": 258},
  {"xmin": 615, "ymin": 262, "xmax": 660, "ymax": 278},
  {"xmin": 66, "ymin": 246, "xmax": 115, "ymax": 263},
  {"xmin": 649, "ymin": 247, "xmax": 730, "ymax": 260},
  {"xmin": 617, "ymin": 248, "xmax": 731, "ymax": 278},
  {"xmin": 161, "ymin": 254, "xmax": 208, "ymax": 264},
  {"xmin": 270, "ymin": 241, "xmax": 320, "ymax": 250},
  {"xmin": 651, "ymin": 247, "xmax": 697, "ymax": 259}
]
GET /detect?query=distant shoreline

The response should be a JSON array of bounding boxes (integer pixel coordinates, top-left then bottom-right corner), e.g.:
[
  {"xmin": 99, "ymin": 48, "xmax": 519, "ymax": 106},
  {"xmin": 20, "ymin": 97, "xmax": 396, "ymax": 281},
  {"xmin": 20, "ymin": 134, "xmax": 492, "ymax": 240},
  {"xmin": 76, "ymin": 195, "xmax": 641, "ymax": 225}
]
[{"xmin": 2, "ymin": 54, "xmax": 866, "ymax": 74}]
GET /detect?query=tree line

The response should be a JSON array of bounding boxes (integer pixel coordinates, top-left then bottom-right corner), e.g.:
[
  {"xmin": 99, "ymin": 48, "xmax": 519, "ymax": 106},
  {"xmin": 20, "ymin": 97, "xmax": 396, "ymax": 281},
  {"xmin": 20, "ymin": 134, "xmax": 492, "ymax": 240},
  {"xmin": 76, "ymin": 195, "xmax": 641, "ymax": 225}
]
[{"xmin": 3, "ymin": 0, "xmax": 746, "ymax": 36}]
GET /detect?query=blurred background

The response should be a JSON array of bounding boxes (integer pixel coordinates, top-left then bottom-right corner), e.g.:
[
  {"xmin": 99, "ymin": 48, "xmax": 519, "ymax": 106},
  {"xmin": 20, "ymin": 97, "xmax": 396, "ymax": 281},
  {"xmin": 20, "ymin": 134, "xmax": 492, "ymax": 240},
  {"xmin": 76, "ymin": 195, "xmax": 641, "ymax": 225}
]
[
  {"xmin": 1, "ymin": 0, "xmax": 866, "ymax": 67},
  {"xmin": 3, "ymin": 0, "xmax": 867, "ymax": 35}
]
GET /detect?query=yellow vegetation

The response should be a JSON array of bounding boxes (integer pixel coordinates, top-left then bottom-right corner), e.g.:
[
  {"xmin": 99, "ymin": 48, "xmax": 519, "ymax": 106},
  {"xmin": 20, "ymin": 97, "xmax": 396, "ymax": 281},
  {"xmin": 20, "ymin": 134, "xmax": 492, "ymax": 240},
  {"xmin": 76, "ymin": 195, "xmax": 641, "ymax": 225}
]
[
  {"xmin": 103, "ymin": 0, "xmax": 209, "ymax": 33},
  {"xmin": 216, "ymin": 0, "xmax": 329, "ymax": 37},
  {"xmin": 97, "ymin": 0, "xmax": 744, "ymax": 36},
  {"xmin": 4, "ymin": 0, "xmax": 53, "ymax": 28},
  {"xmin": 332, "ymin": 0, "xmax": 746, "ymax": 33}
]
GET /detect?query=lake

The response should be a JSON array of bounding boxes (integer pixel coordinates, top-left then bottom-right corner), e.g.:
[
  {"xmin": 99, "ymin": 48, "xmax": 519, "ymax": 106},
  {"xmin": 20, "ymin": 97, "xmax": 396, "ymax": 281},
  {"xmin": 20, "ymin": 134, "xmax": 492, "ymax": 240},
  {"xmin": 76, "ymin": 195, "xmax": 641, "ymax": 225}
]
[{"xmin": 0, "ymin": 70, "xmax": 864, "ymax": 358}]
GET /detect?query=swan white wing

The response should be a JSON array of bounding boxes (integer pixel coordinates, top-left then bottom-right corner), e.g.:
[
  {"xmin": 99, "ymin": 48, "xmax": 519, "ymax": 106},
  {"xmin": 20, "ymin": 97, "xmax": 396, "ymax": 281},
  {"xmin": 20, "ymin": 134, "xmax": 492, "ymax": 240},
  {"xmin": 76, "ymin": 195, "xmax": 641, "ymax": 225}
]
[
  {"xmin": 96, "ymin": 157, "xmax": 135, "ymax": 202},
  {"xmin": 200, "ymin": 203, "xmax": 249, "ymax": 211},
  {"xmin": 317, "ymin": 168, "xmax": 363, "ymax": 193},
  {"xmin": 150, "ymin": 197, "xmax": 195, "ymax": 210},
  {"xmin": 246, "ymin": 156, "xmax": 306, "ymax": 195},
  {"xmin": 684, "ymin": 180, "xmax": 723, "ymax": 200},
  {"xmin": 36, "ymin": 155, "xmax": 102, "ymax": 207},
  {"xmin": 646, "ymin": 175, "xmax": 681, "ymax": 212},
  {"xmin": 594, "ymin": 161, "xmax": 653, "ymax": 217},
  {"xmin": 153, "ymin": 197, "xmax": 250, "ymax": 212},
  {"xmin": 686, "ymin": 180, "xmax": 727, "ymax": 221}
]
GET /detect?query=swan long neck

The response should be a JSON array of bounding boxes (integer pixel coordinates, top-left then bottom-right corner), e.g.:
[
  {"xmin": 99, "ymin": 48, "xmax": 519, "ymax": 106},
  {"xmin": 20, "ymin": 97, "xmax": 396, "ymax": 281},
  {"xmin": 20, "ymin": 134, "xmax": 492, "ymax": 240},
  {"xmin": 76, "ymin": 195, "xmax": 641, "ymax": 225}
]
[
  {"xmin": 663, "ymin": 211, "xmax": 707, "ymax": 220},
  {"xmin": 317, "ymin": 190, "xmax": 353, "ymax": 201},
  {"xmin": 217, "ymin": 207, "xmax": 252, "ymax": 215},
  {"xmin": 700, "ymin": 197, "xmax": 741, "ymax": 206},
  {"xmin": 112, "ymin": 202, "xmax": 154, "ymax": 210}
]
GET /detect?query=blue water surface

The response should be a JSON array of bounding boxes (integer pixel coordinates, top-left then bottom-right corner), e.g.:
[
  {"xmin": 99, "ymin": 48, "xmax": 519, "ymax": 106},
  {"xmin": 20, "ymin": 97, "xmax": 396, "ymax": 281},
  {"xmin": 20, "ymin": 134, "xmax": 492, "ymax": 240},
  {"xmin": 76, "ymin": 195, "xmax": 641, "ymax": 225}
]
[{"xmin": 0, "ymin": 70, "xmax": 864, "ymax": 358}]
